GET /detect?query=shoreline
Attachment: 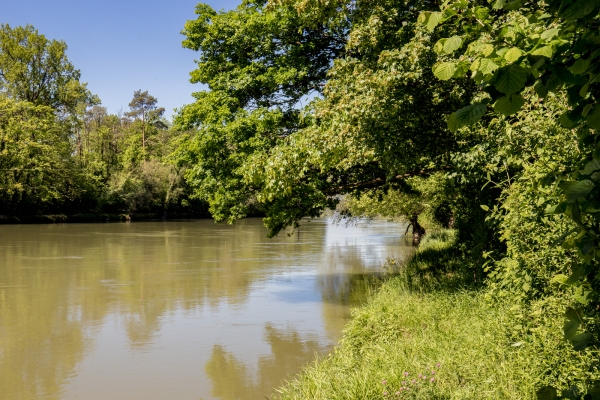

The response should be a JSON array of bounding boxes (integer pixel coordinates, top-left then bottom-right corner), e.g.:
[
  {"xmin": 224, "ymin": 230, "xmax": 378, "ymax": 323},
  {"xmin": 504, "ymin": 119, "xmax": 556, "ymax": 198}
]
[{"xmin": 0, "ymin": 212, "xmax": 213, "ymax": 224}]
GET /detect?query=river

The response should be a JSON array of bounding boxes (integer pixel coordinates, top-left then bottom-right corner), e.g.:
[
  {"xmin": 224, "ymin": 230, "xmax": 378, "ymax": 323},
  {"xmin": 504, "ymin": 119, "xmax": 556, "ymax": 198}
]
[{"xmin": 0, "ymin": 218, "xmax": 412, "ymax": 399}]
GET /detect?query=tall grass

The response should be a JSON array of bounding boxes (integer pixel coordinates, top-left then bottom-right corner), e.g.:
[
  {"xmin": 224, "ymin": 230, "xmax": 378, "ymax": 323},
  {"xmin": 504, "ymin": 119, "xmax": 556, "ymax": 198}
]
[{"xmin": 274, "ymin": 231, "xmax": 594, "ymax": 399}]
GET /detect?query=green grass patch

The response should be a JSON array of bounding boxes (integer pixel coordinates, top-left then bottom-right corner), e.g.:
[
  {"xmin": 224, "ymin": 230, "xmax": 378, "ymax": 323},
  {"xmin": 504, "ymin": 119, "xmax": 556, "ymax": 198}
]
[{"xmin": 275, "ymin": 231, "xmax": 599, "ymax": 399}]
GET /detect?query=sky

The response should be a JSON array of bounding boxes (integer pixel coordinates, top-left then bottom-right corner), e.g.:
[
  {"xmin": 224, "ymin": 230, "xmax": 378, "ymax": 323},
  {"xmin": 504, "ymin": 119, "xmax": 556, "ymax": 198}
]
[{"xmin": 4, "ymin": 0, "xmax": 242, "ymax": 119}]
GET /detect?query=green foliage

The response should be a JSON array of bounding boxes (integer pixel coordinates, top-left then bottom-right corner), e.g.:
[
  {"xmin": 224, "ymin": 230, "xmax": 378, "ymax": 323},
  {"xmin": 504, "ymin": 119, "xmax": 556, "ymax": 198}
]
[
  {"xmin": 421, "ymin": 0, "xmax": 600, "ymax": 357},
  {"xmin": 176, "ymin": 0, "xmax": 477, "ymax": 236},
  {"xmin": 0, "ymin": 24, "xmax": 92, "ymax": 112},
  {"xmin": 0, "ymin": 98, "xmax": 76, "ymax": 213},
  {"xmin": 0, "ymin": 24, "xmax": 199, "ymax": 218}
]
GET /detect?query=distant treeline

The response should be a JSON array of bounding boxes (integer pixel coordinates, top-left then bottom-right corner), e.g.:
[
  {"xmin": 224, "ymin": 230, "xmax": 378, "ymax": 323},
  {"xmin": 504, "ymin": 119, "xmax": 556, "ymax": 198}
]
[{"xmin": 0, "ymin": 24, "xmax": 207, "ymax": 218}]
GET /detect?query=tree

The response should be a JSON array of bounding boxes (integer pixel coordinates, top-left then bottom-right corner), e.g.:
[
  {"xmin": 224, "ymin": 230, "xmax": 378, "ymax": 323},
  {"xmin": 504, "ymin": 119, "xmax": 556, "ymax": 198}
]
[
  {"xmin": 174, "ymin": 1, "xmax": 349, "ymax": 228},
  {"xmin": 0, "ymin": 98, "xmax": 75, "ymax": 213},
  {"xmin": 0, "ymin": 24, "xmax": 92, "ymax": 114},
  {"xmin": 176, "ymin": 0, "xmax": 474, "ymax": 237},
  {"xmin": 126, "ymin": 90, "xmax": 165, "ymax": 157}
]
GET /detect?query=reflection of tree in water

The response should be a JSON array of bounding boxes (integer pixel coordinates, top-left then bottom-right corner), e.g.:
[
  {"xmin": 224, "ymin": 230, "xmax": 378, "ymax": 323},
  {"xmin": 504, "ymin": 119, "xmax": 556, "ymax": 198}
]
[
  {"xmin": 0, "ymin": 221, "xmax": 324, "ymax": 398},
  {"xmin": 205, "ymin": 324, "xmax": 329, "ymax": 400},
  {"xmin": 315, "ymin": 233, "xmax": 414, "ymax": 339}
]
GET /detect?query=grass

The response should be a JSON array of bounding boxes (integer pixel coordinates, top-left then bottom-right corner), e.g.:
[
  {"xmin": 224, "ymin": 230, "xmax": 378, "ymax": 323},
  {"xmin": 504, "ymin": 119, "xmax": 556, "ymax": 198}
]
[{"xmin": 274, "ymin": 231, "xmax": 598, "ymax": 399}]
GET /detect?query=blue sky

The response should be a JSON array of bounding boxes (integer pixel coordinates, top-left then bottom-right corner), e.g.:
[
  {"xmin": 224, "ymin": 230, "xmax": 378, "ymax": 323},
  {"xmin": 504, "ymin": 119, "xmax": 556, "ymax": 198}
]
[{"xmin": 4, "ymin": 0, "xmax": 241, "ymax": 119}]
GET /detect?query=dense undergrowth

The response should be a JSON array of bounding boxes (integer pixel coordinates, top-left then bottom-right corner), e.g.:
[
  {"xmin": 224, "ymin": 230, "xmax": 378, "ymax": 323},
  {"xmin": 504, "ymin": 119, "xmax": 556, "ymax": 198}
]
[{"xmin": 275, "ymin": 231, "xmax": 600, "ymax": 399}]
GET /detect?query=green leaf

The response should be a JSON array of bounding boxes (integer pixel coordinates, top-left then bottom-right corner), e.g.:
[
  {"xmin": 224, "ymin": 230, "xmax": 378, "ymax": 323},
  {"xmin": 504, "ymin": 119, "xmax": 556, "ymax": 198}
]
[
  {"xmin": 492, "ymin": 0, "xmax": 505, "ymax": 10},
  {"xmin": 474, "ymin": 6, "xmax": 489, "ymax": 20},
  {"xmin": 534, "ymin": 81, "xmax": 548, "ymax": 98},
  {"xmin": 571, "ymin": 199, "xmax": 582, "ymax": 225},
  {"xmin": 581, "ymin": 83, "xmax": 591, "ymax": 98},
  {"xmin": 541, "ymin": 28, "xmax": 559, "ymax": 41},
  {"xmin": 478, "ymin": 58, "xmax": 499, "ymax": 75},
  {"xmin": 564, "ymin": 308, "xmax": 583, "ymax": 339},
  {"xmin": 560, "ymin": 0, "xmax": 597, "ymax": 21},
  {"xmin": 427, "ymin": 12, "xmax": 443, "ymax": 32},
  {"xmin": 536, "ymin": 386, "xmax": 558, "ymax": 400},
  {"xmin": 574, "ymin": 286, "xmax": 594, "ymax": 305},
  {"xmin": 494, "ymin": 94, "xmax": 525, "ymax": 115},
  {"xmin": 481, "ymin": 44, "xmax": 494, "ymax": 57},
  {"xmin": 480, "ymin": 205, "xmax": 490, "ymax": 211},
  {"xmin": 586, "ymin": 105, "xmax": 600, "ymax": 130},
  {"xmin": 545, "ymin": 202, "xmax": 568, "ymax": 215},
  {"xmin": 447, "ymin": 103, "xmax": 487, "ymax": 132},
  {"xmin": 433, "ymin": 62, "xmax": 457, "ymax": 80},
  {"xmin": 564, "ymin": 317, "xmax": 581, "ymax": 340},
  {"xmin": 495, "ymin": 64, "xmax": 528, "ymax": 95},
  {"xmin": 531, "ymin": 46, "xmax": 554, "ymax": 58},
  {"xmin": 453, "ymin": 62, "xmax": 469, "ymax": 78},
  {"xmin": 570, "ymin": 58, "xmax": 591, "ymax": 75},
  {"xmin": 551, "ymin": 274, "xmax": 568, "ymax": 284},
  {"xmin": 583, "ymin": 159, "xmax": 600, "ymax": 175},
  {"xmin": 417, "ymin": 11, "xmax": 429, "ymax": 25},
  {"xmin": 558, "ymin": 109, "xmax": 582, "ymax": 129},
  {"xmin": 559, "ymin": 180, "xmax": 595, "ymax": 202},
  {"xmin": 443, "ymin": 36, "xmax": 463, "ymax": 54},
  {"xmin": 567, "ymin": 264, "xmax": 588, "ymax": 284},
  {"xmin": 571, "ymin": 332, "xmax": 594, "ymax": 350},
  {"xmin": 504, "ymin": 47, "xmax": 522, "ymax": 62}
]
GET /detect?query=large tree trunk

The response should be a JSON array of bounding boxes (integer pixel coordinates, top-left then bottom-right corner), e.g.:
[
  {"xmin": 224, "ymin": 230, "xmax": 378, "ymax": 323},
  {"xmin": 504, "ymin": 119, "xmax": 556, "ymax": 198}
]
[{"xmin": 407, "ymin": 214, "xmax": 426, "ymax": 246}]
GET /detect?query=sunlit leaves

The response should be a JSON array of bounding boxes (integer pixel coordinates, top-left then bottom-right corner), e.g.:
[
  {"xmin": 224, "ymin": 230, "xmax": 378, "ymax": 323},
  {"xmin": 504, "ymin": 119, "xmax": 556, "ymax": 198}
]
[
  {"xmin": 433, "ymin": 62, "xmax": 457, "ymax": 80},
  {"xmin": 478, "ymin": 58, "xmax": 499, "ymax": 75},
  {"xmin": 540, "ymin": 28, "xmax": 559, "ymax": 41},
  {"xmin": 531, "ymin": 46, "xmax": 554, "ymax": 58},
  {"xmin": 418, "ymin": 11, "xmax": 443, "ymax": 32},
  {"xmin": 504, "ymin": 47, "xmax": 522, "ymax": 63},
  {"xmin": 442, "ymin": 36, "xmax": 462, "ymax": 54}
]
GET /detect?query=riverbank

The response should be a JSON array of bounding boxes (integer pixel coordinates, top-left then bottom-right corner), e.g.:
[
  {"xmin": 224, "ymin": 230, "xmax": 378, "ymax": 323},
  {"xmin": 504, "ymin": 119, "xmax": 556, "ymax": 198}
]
[
  {"xmin": 0, "ymin": 212, "xmax": 212, "ymax": 224},
  {"xmin": 275, "ymin": 231, "xmax": 597, "ymax": 399}
]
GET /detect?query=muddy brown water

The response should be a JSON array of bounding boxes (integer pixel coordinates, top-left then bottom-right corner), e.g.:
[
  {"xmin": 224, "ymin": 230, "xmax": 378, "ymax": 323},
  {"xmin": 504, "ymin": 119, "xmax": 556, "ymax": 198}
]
[{"xmin": 0, "ymin": 218, "xmax": 412, "ymax": 399}]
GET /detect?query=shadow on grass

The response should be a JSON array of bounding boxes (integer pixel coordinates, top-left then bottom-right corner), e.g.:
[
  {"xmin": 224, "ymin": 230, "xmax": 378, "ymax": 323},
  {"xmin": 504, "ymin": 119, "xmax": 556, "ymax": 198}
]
[{"xmin": 384, "ymin": 230, "xmax": 480, "ymax": 293}]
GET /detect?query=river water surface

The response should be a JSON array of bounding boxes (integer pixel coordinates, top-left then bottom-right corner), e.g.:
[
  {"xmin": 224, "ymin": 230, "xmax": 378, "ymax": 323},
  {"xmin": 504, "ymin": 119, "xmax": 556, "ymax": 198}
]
[{"xmin": 0, "ymin": 218, "xmax": 412, "ymax": 400}]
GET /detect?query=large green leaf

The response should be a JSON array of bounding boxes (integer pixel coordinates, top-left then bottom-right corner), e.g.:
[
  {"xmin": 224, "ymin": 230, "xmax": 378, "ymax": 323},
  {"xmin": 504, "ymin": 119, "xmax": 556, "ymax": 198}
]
[
  {"xmin": 540, "ymin": 28, "xmax": 559, "ymax": 41},
  {"xmin": 504, "ymin": 47, "xmax": 522, "ymax": 62},
  {"xmin": 545, "ymin": 202, "xmax": 568, "ymax": 215},
  {"xmin": 478, "ymin": 58, "xmax": 499, "ymax": 75},
  {"xmin": 566, "ymin": 264, "xmax": 588, "ymax": 284},
  {"xmin": 493, "ymin": 94, "xmax": 525, "ymax": 115},
  {"xmin": 569, "ymin": 58, "xmax": 591, "ymax": 75},
  {"xmin": 564, "ymin": 318, "xmax": 580, "ymax": 340},
  {"xmin": 571, "ymin": 332, "xmax": 594, "ymax": 350},
  {"xmin": 433, "ymin": 62, "xmax": 457, "ymax": 80},
  {"xmin": 427, "ymin": 12, "xmax": 443, "ymax": 32},
  {"xmin": 495, "ymin": 64, "xmax": 528, "ymax": 94},
  {"xmin": 586, "ymin": 105, "xmax": 600, "ymax": 130},
  {"xmin": 531, "ymin": 46, "xmax": 554, "ymax": 58},
  {"xmin": 560, "ymin": 0, "xmax": 597, "ymax": 21},
  {"xmin": 582, "ymin": 159, "xmax": 600, "ymax": 175},
  {"xmin": 534, "ymin": 81, "xmax": 548, "ymax": 98},
  {"xmin": 443, "ymin": 36, "xmax": 462, "ymax": 54},
  {"xmin": 447, "ymin": 103, "xmax": 487, "ymax": 131},
  {"xmin": 559, "ymin": 180, "xmax": 595, "ymax": 201}
]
